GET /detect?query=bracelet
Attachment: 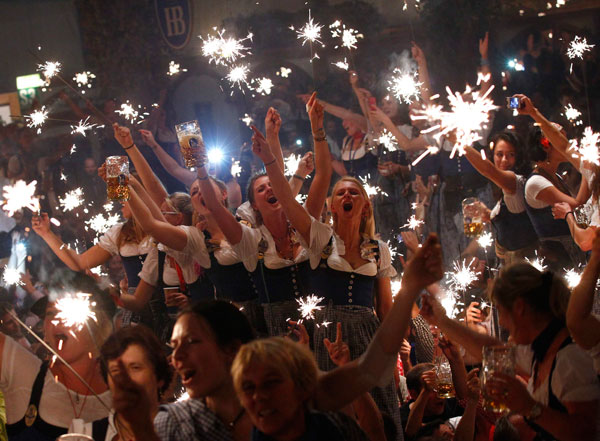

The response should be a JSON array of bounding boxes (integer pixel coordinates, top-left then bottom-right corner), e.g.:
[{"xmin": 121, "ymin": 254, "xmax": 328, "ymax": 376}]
[
  {"xmin": 292, "ymin": 174, "xmax": 305, "ymax": 181},
  {"xmin": 264, "ymin": 158, "xmax": 276, "ymax": 167},
  {"xmin": 565, "ymin": 211, "xmax": 573, "ymax": 220},
  {"xmin": 313, "ymin": 135, "xmax": 327, "ymax": 142},
  {"xmin": 197, "ymin": 174, "xmax": 209, "ymax": 180},
  {"xmin": 123, "ymin": 143, "xmax": 135, "ymax": 150}
]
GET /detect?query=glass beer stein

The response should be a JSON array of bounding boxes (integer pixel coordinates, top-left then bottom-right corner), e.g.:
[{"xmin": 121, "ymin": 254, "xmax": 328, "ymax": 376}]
[
  {"xmin": 105, "ymin": 156, "xmax": 130, "ymax": 201},
  {"xmin": 481, "ymin": 345, "xmax": 515, "ymax": 414},
  {"xmin": 462, "ymin": 197, "xmax": 484, "ymax": 237},
  {"xmin": 434, "ymin": 357, "xmax": 455, "ymax": 399},
  {"xmin": 175, "ymin": 120, "xmax": 203, "ymax": 168}
]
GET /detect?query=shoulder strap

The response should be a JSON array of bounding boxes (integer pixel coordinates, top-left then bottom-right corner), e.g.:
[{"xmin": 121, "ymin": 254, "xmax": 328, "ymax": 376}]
[
  {"xmin": 6, "ymin": 360, "xmax": 50, "ymax": 435},
  {"xmin": 547, "ymin": 336, "xmax": 572, "ymax": 413},
  {"xmin": 30, "ymin": 360, "xmax": 49, "ymax": 409},
  {"xmin": 157, "ymin": 250, "xmax": 167, "ymax": 288},
  {"xmin": 92, "ymin": 417, "xmax": 110, "ymax": 441}
]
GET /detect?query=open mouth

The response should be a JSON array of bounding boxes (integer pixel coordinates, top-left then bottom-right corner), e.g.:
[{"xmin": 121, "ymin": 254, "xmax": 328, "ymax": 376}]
[
  {"xmin": 267, "ymin": 196, "xmax": 278, "ymax": 205},
  {"xmin": 343, "ymin": 201, "xmax": 353, "ymax": 212},
  {"xmin": 179, "ymin": 368, "xmax": 197, "ymax": 385}
]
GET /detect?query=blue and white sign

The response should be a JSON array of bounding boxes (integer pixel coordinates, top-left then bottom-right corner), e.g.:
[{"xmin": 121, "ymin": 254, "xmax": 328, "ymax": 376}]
[{"xmin": 155, "ymin": 0, "xmax": 193, "ymax": 50}]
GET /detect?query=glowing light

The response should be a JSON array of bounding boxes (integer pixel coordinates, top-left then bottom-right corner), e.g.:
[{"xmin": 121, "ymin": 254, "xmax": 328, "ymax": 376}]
[
  {"xmin": 571, "ymin": 127, "xmax": 600, "ymax": 165},
  {"xmin": 240, "ymin": 113, "xmax": 253, "ymax": 126},
  {"xmin": 25, "ymin": 107, "xmax": 49, "ymax": 134},
  {"xmin": 254, "ymin": 77, "xmax": 273, "ymax": 95},
  {"xmin": 103, "ymin": 201, "xmax": 114, "ymax": 212},
  {"xmin": 402, "ymin": 214, "xmax": 424, "ymax": 231},
  {"xmin": 115, "ymin": 101, "xmax": 145, "ymax": 124},
  {"xmin": 59, "ymin": 188, "xmax": 84, "ymax": 211},
  {"xmin": 53, "ymin": 292, "xmax": 97, "ymax": 331},
  {"xmin": 284, "ymin": 153, "xmax": 302, "ymax": 177},
  {"xmin": 391, "ymin": 279, "xmax": 402, "ymax": 296},
  {"xmin": 167, "ymin": 61, "xmax": 187, "ymax": 76},
  {"xmin": 329, "ymin": 21, "xmax": 363, "ymax": 50},
  {"xmin": 73, "ymin": 71, "xmax": 95, "ymax": 91},
  {"xmin": 200, "ymin": 28, "xmax": 253, "ymax": 65},
  {"xmin": 295, "ymin": 193, "xmax": 308, "ymax": 205},
  {"xmin": 296, "ymin": 294, "xmax": 324, "ymax": 320},
  {"xmin": 226, "ymin": 65, "xmax": 250, "ymax": 91},
  {"xmin": 231, "ymin": 160, "xmax": 242, "ymax": 178},
  {"xmin": 526, "ymin": 254, "xmax": 547, "ymax": 272},
  {"xmin": 387, "ymin": 241, "xmax": 399, "ymax": 262},
  {"xmin": 37, "ymin": 61, "xmax": 61, "ymax": 81},
  {"xmin": 2, "ymin": 267, "xmax": 23, "ymax": 286},
  {"xmin": 177, "ymin": 391, "xmax": 190, "ymax": 402},
  {"xmin": 358, "ymin": 175, "xmax": 388, "ymax": 198},
  {"xmin": 85, "ymin": 213, "xmax": 120, "ymax": 235},
  {"xmin": 70, "ymin": 116, "xmax": 100, "ymax": 137},
  {"xmin": 447, "ymin": 259, "xmax": 477, "ymax": 292},
  {"xmin": 411, "ymin": 146, "xmax": 440, "ymax": 166},
  {"xmin": 207, "ymin": 148, "xmax": 224, "ymax": 164},
  {"xmin": 332, "ymin": 59, "xmax": 349, "ymax": 70},
  {"xmin": 2, "ymin": 180, "xmax": 39, "ymax": 216},
  {"xmin": 477, "ymin": 231, "xmax": 494, "ymax": 249},
  {"xmin": 278, "ymin": 67, "xmax": 292, "ymax": 78},
  {"xmin": 562, "ymin": 104, "xmax": 582, "ymax": 126},
  {"xmin": 564, "ymin": 268, "xmax": 581, "ymax": 289},
  {"xmin": 439, "ymin": 291, "xmax": 459, "ymax": 319},
  {"xmin": 567, "ymin": 36, "xmax": 594, "ymax": 60},
  {"xmin": 376, "ymin": 129, "xmax": 398, "ymax": 152},
  {"xmin": 387, "ymin": 69, "xmax": 422, "ymax": 104},
  {"xmin": 293, "ymin": 10, "xmax": 324, "ymax": 48}
]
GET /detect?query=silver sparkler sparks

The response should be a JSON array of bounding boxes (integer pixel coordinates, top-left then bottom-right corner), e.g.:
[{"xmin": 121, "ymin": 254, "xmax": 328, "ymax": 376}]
[
  {"xmin": 377, "ymin": 129, "xmax": 398, "ymax": 152},
  {"xmin": 85, "ymin": 213, "xmax": 121, "ymax": 235},
  {"xmin": 277, "ymin": 67, "xmax": 292, "ymax": 78},
  {"xmin": 293, "ymin": 10, "xmax": 324, "ymax": 48},
  {"xmin": 358, "ymin": 175, "xmax": 388, "ymax": 198},
  {"xmin": 571, "ymin": 127, "xmax": 600, "ymax": 165},
  {"xmin": 296, "ymin": 294, "xmax": 324, "ymax": 320},
  {"xmin": 59, "ymin": 188, "xmax": 84, "ymax": 211},
  {"xmin": 332, "ymin": 59, "xmax": 349, "ymax": 71},
  {"xmin": 115, "ymin": 101, "xmax": 147, "ymax": 124},
  {"xmin": 226, "ymin": 65, "xmax": 251, "ymax": 92},
  {"xmin": 231, "ymin": 160, "xmax": 242, "ymax": 178},
  {"xmin": 53, "ymin": 292, "xmax": 97, "ymax": 331},
  {"xmin": 477, "ymin": 231, "xmax": 494, "ymax": 249},
  {"xmin": 2, "ymin": 267, "xmax": 23, "ymax": 287},
  {"xmin": 70, "ymin": 116, "xmax": 101, "ymax": 137},
  {"xmin": 526, "ymin": 254, "xmax": 548, "ymax": 272},
  {"xmin": 284, "ymin": 153, "xmax": 302, "ymax": 177},
  {"xmin": 167, "ymin": 61, "xmax": 187, "ymax": 76},
  {"xmin": 2, "ymin": 180, "xmax": 39, "ymax": 216},
  {"xmin": 73, "ymin": 71, "xmax": 95, "ymax": 93},
  {"xmin": 402, "ymin": 214, "xmax": 424, "ymax": 231},
  {"xmin": 38, "ymin": 61, "xmax": 61, "ymax": 82},
  {"xmin": 200, "ymin": 28, "xmax": 253, "ymax": 66},
  {"xmin": 566, "ymin": 36, "xmax": 594, "ymax": 60},
  {"xmin": 254, "ymin": 77, "xmax": 274, "ymax": 95},
  {"xmin": 411, "ymin": 146, "xmax": 440, "ymax": 166},
  {"xmin": 25, "ymin": 107, "xmax": 49, "ymax": 134},
  {"xmin": 388, "ymin": 69, "xmax": 422, "ymax": 104},
  {"xmin": 329, "ymin": 20, "xmax": 363, "ymax": 50},
  {"xmin": 562, "ymin": 104, "xmax": 582, "ymax": 126},
  {"xmin": 240, "ymin": 113, "xmax": 254, "ymax": 127},
  {"xmin": 447, "ymin": 259, "xmax": 478, "ymax": 292},
  {"xmin": 564, "ymin": 268, "xmax": 582, "ymax": 289}
]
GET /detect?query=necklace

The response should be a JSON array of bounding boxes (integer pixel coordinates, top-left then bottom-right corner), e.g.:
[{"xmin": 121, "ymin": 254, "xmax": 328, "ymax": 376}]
[{"xmin": 62, "ymin": 366, "xmax": 95, "ymax": 419}]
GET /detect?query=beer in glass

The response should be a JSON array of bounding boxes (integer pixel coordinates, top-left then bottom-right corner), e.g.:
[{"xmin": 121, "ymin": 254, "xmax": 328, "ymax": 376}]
[
  {"xmin": 462, "ymin": 197, "xmax": 484, "ymax": 237},
  {"xmin": 175, "ymin": 120, "xmax": 203, "ymax": 168},
  {"xmin": 482, "ymin": 345, "xmax": 515, "ymax": 414},
  {"xmin": 106, "ymin": 156, "xmax": 130, "ymax": 201}
]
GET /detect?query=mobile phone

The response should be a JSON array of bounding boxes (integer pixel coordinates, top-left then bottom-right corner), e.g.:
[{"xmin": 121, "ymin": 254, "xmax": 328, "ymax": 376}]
[{"xmin": 506, "ymin": 96, "xmax": 522, "ymax": 109}]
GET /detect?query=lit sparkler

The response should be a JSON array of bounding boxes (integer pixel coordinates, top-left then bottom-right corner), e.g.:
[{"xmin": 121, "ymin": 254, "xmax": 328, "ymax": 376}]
[
  {"xmin": 59, "ymin": 188, "xmax": 84, "ymax": 211},
  {"xmin": 37, "ymin": 61, "xmax": 61, "ymax": 81},
  {"xmin": 387, "ymin": 69, "xmax": 422, "ymax": 104},
  {"xmin": 2, "ymin": 180, "xmax": 39, "ymax": 216},
  {"xmin": 277, "ymin": 67, "xmax": 292, "ymax": 78},
  {"xmin": 240, "ymin": 113, "xmax": 254, "ymax": 126},
  {"xmin": 387, "ymin": 241, "xmax": 399, "ymax": 262},
  {"xmin": 447, "ymin": 259, "xmax": 478, "ymax": 292},
  {"xmin": 73, "ymin": 71, "xmax": 95, "ymax": 92},
  {"xmin": 572, "ymin": 127, "xmax": 600, "ymax": 165},
  {"xmin": 332, "ymin": 59, "xmax": 349, "ymax": 70},
  {"xmin": 284, "ymin": 153, "xmax": 302, "ymax": 177},
  {"xmin": 70, "ymin": 116, "xmax": 100, "ymax": 137},
  {"xmin": 53, "ymin": 292, "xmax": 97, "ymax": 331},
  {"xmin": 293, "ymin": 10, "xmax": 324, "ymax": 48},
  {"xmin": 526, "ymin": 254, "xmax": 547, "ymax": 272},
  {"xmin": 225, "ymin": 65, "xmax": 250, "ymax": 91},
  {"xmin": 566, "ymin": 36, "xmax": 594, "ymax": 60},
  {"xmin": 200, "ymin": 28, "xmax": 253, "ymax": 65},
  {"xmin": 402, "ymin": 214, "xmax": 424, "ymax": 231},
  {"xmin": 477, "ymin": 231, "xmax": 494, "ymax": 249},
  {"xmin": 167, "ymin": 61, "xmax": 187, "ymax": 76},
  {"xmin": 296, "ymin": 294, "xmax": 324, "ymax": 320},
  {"xmin": 115, "ymin": 101, "xmax": 146, "ymax": 124},
  {"xmin": 411, "ymin": 146, "xmax": 439, "ymax": 166},
  {"xmin": 2, "ymin": 267, "xmax": 23, "ymax": 287},
  {"xmin": 439, "ymin": 290, "xmax": 459, "ymax": 319},
  {"xmin": 391, "ymin": 279, "xmax": 402, "ymax": 296},
  {"xmin": 564, "ymin": 268, "xmax": 582, "ymax": 289},
  {"xmin": 358, "ymin": 175, "xmax": 388, "ymax": 198},
  {"xmin": 329, "ymin": 21, "xmax": 363, "ymax": 50},
  {"xmin": 254, "ymin": 77, "xmax": 273, "ymax": 95},
  {"xmin": 295, "ymin": 193, "xmax": 308, "ymax": 205},
  {"xmin": 231, "ymin": 160, "xmax": 242, "ymax": 178},
  {"xmin": 376, "ymin": 129, "xmax": 398, "ymax": 152},
  {"xmin": 562, "ymin": 104, "xmax": 582, "ymax": 126},
  {"xmin": 25, "ymin": 107, "xmax": 49, "ymax": 134},
  {"xmin": 85, "ymin": 213, "xmax": 121, "ymax": 235}
]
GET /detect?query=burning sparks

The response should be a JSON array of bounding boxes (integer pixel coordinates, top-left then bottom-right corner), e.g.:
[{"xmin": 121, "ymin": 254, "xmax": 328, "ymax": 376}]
[
  {"xmin": 115, "ymin": 101, "xmax": 146, "ymax": 124},
  {"xmin": 564, "ymin": 268, "xmax": 582, "ymax": 289},
  {"xmin": 359, "ymin": 175, "xmax": 388, "ymax": 198},
  {"xmin": 439, "ymin": 291, "xmax": 459, "ymax": 319},
  {"xmin": 566, "ymin": 36, "xmax": 594, "ymax": 60},
  {"xmin": 200, "ymin": 28, "xmax": 253, "ymax": 66},
  {"xmin": 2, "ymin": 180, "xmax": 39, "ymax": 216},
  {"xmin": 277, "ymin": 67, "xmax": 292, "ymax": 78},
  {"xmin": 388, "ymin": 69, "xmax": 422, "ymax": 104},
  {"xmin": 377, "ymin": 129, "xmax": 398, "ymax": 152},
  {"xmin": 226, "ymin": 65, "xmax": 250, "ymax": 91},
  {"xmin": 293, "ymin": 11, "xmax": 324, "ymax": 48},
  {"xmin": 254, "ymin": 77, "xmax": 273, "ymax": 95},
  {"xmin": 240, "ymin": 113, "xmax": 254, "ymax": 126},
  {"xmin": 70, "ymin": 116, "xmax": 100, "ymax": 137},
  {"xmin": 447, "ymin": 259, "xmax": 477, "ymax": 292},
  {"xmin": 477, "ymin": 231, "xmax": 494, "ymax": 249},
  {"xmin": 38, "ymin": 61, "xmax": 61, "ymax": 81},
  {"xmin": 411, "ymin": 146, "xmax": 440, "ymax": 166},
  {"xmin": 526, "ymin": 254, "xmax": 548, "ymax": 272},
  {"xmin": 402, "ymin": 215, "xmax": 424, "ymax": 231},
  {"xmin": 231, "ymin": 160, "xmax": 242, "ymax": 178},
  {"xmin": 284, "ymin": 153, "xmax": 302, "ymax": 177},
  {"xmin": 332, "ymin": 59, "xmax": 349, "ymax": 70},
  {"xmin": 562, "ymin": 104, "xmax": 582, "ymax": 125},
  {"xmin": 2, "ymin": 267, "xmax": 23, "ymax": 287},
  {"xmin": 85, "ymin": 213, "xmax": 121, "ymax": 235},
  {"xmin": 59, "ymin": 188, "xmax": 84, "ymax": 211},
  {"xmin": 25, "ymin": 107, "xmax": 49, "ymax": 134},
  {"xmin": 295, "ymin": 193, "xmax": 308, "ymax": 205},
  {"xmin": 73, "ymin": 71, "xmax": 95, "ymax": 92},
  {"xmin": 54, "ymin": 293, "xmax": 97, "ymax": 331},
  {"xmin": 167, "ymin": 61, "xmax": 187, "ymax": 76},
  {"xmin": 570, "ymin": 127, "xmax": 600, "ymax": 165},
  {"xmin": 296, "ymin": 294, "xmax": 324, "ymax": 320},
  {"xmin": 329, "ymin": 21, "xmax": 363, "ymax": 50}
]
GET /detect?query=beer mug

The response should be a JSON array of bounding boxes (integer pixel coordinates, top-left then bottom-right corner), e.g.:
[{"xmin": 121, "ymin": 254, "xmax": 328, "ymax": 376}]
[
  {"xmin": 56, "ymin": 435, "xmax": 94, "ymax": 441},
  {"xmin": 175, "ymin": 120, "xmax": 204, "ymax": 168},
  {"xmin": 462, "ymin": 197, "xmax": 484, "ymax": 237},
  {"xmin": 105, "ymin": 156, "xmax": 130, "ymax": 201},
  {"xmin": 481, "ymin": 345, "xmax": 515, "ymax": 414},
  {"xmin": 434, "ymin": 357, "xmax": 455, "ymax": 399}
]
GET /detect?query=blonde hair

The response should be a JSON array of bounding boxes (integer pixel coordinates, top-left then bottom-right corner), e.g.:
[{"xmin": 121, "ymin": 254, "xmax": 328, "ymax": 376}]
[
  {"xmin": 166, "ymin": 192, "xmax": 194, "ymax": 226},
  {"xmin": 231, "ymin": 337, "xmax": 318, "ymax": 399},
  {"xmin": 116, "ymin": 218, "xmax": 146, "ymax": 249},
  {"xmin": 331, "ymin": 176, "xmax": 375, "ymax": 239},
  {"xmin": 86, "ymin": 309, "xmax": 113, "ymax": 358},
  {"xmin": 490, "ymin": 262, "xmax": 570, "ymax": 322}
]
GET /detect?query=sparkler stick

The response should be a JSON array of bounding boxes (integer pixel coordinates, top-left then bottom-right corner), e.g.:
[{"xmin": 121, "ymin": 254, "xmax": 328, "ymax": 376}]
[{"xmin": 3, "ymin": 308, "xmax": 111, "ymax": 412}]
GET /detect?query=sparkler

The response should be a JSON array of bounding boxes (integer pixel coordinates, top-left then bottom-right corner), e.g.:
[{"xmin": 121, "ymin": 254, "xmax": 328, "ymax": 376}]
[
  {"xmin": 70, "ymin": 116, "xmax": 101, "ymax": 137},
  {"xmin": 387, "ymin": 69, "xmax": 422, "ymax": 104},
  {"xmin": 329, "ymin": 21, "xmax": 363, "ymax": 50},
  {"xmin": 359, "ymin": 175, "xmax": 388, "ymax": 198},
  {"xmin": 296, "ymin": 294, "xmax": 324, "ymax": 321},
  {"xmin": 37, "ymin": 61, "xmax": 61, "ymax": 82},
  {"xmin": 277, "ymin": 67, "xmax": 292, "ymax": 78},
  {"xmin": 402, "ymin": 214, "xmax": 424, "ymax": 231},
  {"xmin": 387, "ymin": 241, "xmax": 399, "ymax": 262},
  {"xmin": 564, "ymin": 268, "xmax": 582, "ymax": 289},
  {"xmin": 2, "ymin": 267, "xmax": 23, "ymax": 287},
  {"xmin": 231, "ymin": 160, "xmax": 242, "ymax": 178},
  {"xmin": 562, "ymin": 104, "xmax": 582, "ymax": 125},
  {"xmin": 73, "ymin": 71, "xmax": 95, "ymax": 93},
  {"xmin": 240, "ymin": 113, "xmax": 254, "ymax": 127},
  {"xmin": 167, "ymin": 61, "xmax": 187, "ymax": 76},
  {"xmin": 567, "ymin": 36, "xmax": 594, "ymax": 60},
  {"xmin": 411, "ymin": 146, "xmax": 439, "ymax": 166},
  {"xmin": 54, "ymin": 293, "xmax": 97, "ymax": 331},
  {"xmin": 59, "ymin": 188, "xmax": 84, "ymax": 211},
  {"xmin": 447, "ymin": 259, "xmax": 477, "ymax": 292},
  {"xmin": 200, "ymin": 28, "xmax": 253, "ymax": 65},
  {"xmin": 477, "ymin": 231, "xmax": 494, "ymax": 249},
  {"xmin": 115, "ymin": 101, "xmax": 147, "ymax": 124},
  {"xmin": 284, "ymin": 153, "xmax": 302, "ymax": 177},
  {"xmin": 295, "ymin": 193, "xmax": 308, "ymax": 205},
  {"xmin": 391, "ymin": 279, "xmax": 402, "ymax": 297},
  {"xmin": 293, "ymin": 11, "xmax": 324, "ymax": 48},
  {"xmin": 332, "ymin": 59, "xmax": 349, "ymax": 71},
  {"xmin": 254, "ymin": 77, "xmax": 274, "ymax": 95},
  {"xmin": 85, "ymin": 213, "xmax": 121, "ymax": 235},
  {"xmin": 571, "ymin": 127, "xmax": 600, "ymax": 165},
  {"xmin": 225, "ymin": 65, "xmax": 251, "ymax": 92},
  {"xmin": 526, "ymin": 254, "xmax": 547, "ymax": 272},
  {"xmin": 2, "ymin": 180, "xmax": 39, "ymax": 216},
  {"xmin": 25, "ymin": 107, "xmax": 49, "ymax": 134},
  {"xmin": 439, "ymin": 290, "xmax": 459, "ymax": 319},
  {"xmin": 376, "ymin": 129, "xmax": 398, "ymax": 152}
]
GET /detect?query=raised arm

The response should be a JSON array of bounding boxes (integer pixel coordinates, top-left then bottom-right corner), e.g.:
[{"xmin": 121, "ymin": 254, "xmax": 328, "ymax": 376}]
[
  {"xmin": 478, "ymin": 32, "xmax": 493, "ymax": 97},
  {"xmin": 412, "ymin": 42, "xmax": 432, "ymax": 103},
  {"xmin": 567, "ymin": 229, "xmax": 600, "ymax": 349},
  {"xmin": 251, "ymin": 125, "xmax": 312, "ymax": 244},
  {"xmin": 552, "ymin": 202, "xmax": 596, "ymax": 251},
  {"xmin": 298, "ymin": 94, "xmax": 367, "ymax": 132},
  {"xmin": 464, "ymin": 145, "xmax": 517, "ymax": 193},
  {"xmin": 369, "ymin": 106, "xmax": 429, "ymax": 152},
  {"xmin": 31, "ymin": 213, "xmax": 111, "ymax": 271},
  {"xmin": 305, "ymin": 92, "xmax": 333, "ymax": 220},
  {"xmin": 113, "ymin": 124, "xmax": 169, "ymax": 207},
  {"xmin": 127, "ymin": 185, "xmax": 188, "ymax": 250},
  {"xmin": 288, "ymin": 152, "xmax": 314, "ymax": 198},
  {"xmin": 264, "ymin": 107, "xmax": 285, "ymax": 172},
  {"xmin": 139, "ymin": 129, "xmax": 196, "ymax": 187}
]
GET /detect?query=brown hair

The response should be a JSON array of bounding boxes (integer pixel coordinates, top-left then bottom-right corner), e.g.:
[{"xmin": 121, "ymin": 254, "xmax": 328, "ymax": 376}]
[
  {"xmin": 116, "ymin": 218, "xmax": 146, "ymax": 250},
  {"xmin": 245, "ymin": 172, "xmax": 267, "ymax": 225},
  {"xmin": 331, "ymin": 176, "xmax": 376, "ymax": 239}
]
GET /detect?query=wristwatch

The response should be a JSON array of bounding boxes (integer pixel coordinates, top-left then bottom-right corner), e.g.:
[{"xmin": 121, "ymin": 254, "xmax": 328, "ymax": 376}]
[{"xmin": 526, "ymin": 401, "xmax": 543, "ymax": 421}]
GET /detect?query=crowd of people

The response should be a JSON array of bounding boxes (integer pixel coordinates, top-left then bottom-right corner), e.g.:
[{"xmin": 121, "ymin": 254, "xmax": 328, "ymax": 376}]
[{"xmin": 0, "ymin": 26, "xmax": 598, "ymax": 441}]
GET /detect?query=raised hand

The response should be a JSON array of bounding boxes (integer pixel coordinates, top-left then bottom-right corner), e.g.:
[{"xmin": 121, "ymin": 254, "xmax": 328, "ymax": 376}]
[
  {"xmin": 296, "ymin": 151, "xmax": 314, "ymax": 177},
  {"xmin": 465, "ymin": 368, "xmax": 481, "ymax": 401},
  {"xmin": 349, "ymin": 70, "xmax": 359, "ymax": 86},
  {"xmin": 296, "ymin": 93, "xmax": 311, "ymax": 105},
  {"xmin": 113, "ymin": 123, "xmax": 134, "ymax": 149},
  {"xmin": 323, "ymin": 322, "xmax": 351, "ymax": 366},
  {"xmin": 306, "ymin": 92, "xmax": 325, "ymax": 131},
  {"xmin": 513, "ymin": 94, "xmax": 536, "ymax": 117},
  {"xmin": 421, "ymin": 368, "xmax": 437, "ymax": 392},
  {"xmin": 465, "ymin": 302, "xmax": 483, "ymax": 325},
  {"xmin": 438, "ymin": 335, "xmax": 461, "ymax": 362},
  {"xmin": 265, "ymin": 107, "xmax": 282, "ymax": 137},
  {"xmin": 287, "ymin": 320, "xmax": 310, "ymax": 346},
  {"xmin": 411, "ymin": 42, "xmax": 426, "ymax": 65},
  {"xmin": 401, "ymin": 234, "xmax": 443, "ymax": 294},
  {"xmin": 250, "ymin": 125, "xmax": 274, "ymax": 164},
  {"xmin": 138, "ymin": 129, "xmax": 157, "ymax": 147},
  {"xmin": 479, "ymin": 32, "xmax": 489, "ymax": 60},
  {"xmin": 31, "ymin": 212, "xmax": 52, "ymax": 237}
]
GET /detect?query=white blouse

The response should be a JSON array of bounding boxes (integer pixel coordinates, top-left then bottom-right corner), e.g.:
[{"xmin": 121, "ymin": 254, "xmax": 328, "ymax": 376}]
[
  {"xmin": 97, "ymin": 223, "xmax": 153, "ymax": 257},
  {"xmin": 490, "ymin": 175, "xmax": 528, "ymax": 219},
  {"xmin": 138, "ymin": 245, "xmax": 201, "ymax": 287}
]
